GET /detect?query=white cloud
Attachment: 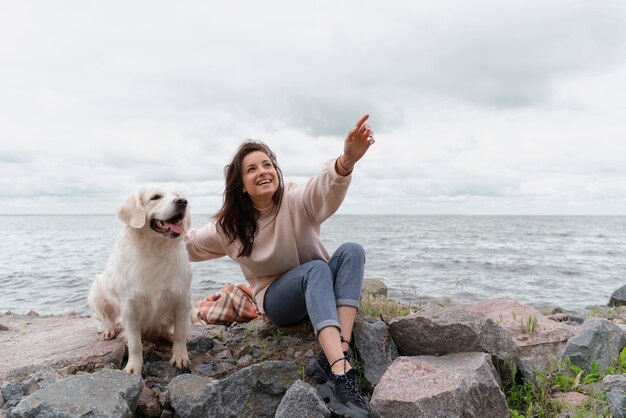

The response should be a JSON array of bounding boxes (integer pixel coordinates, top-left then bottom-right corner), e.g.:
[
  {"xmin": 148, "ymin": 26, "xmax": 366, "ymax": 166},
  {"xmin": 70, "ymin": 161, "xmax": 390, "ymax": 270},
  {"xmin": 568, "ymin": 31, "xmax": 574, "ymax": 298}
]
[{"xmin": 1, "ymin": 0, "xmax": 625, "ymax": 214}]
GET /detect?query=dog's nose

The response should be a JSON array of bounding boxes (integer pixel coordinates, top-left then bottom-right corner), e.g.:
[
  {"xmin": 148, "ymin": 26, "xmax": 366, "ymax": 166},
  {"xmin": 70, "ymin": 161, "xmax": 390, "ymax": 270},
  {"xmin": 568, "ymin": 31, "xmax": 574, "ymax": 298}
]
[{"xmin": 174, "ymin": 198, "xmax": 188, "ymax": 207}]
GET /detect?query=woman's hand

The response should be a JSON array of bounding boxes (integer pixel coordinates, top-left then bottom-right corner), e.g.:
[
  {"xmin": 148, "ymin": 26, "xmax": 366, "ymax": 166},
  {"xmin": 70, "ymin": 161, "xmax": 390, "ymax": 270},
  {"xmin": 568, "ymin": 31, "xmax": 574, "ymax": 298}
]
[{"xmin": 338, "ymin": 114, "xmax": 375, "ymax": 174}]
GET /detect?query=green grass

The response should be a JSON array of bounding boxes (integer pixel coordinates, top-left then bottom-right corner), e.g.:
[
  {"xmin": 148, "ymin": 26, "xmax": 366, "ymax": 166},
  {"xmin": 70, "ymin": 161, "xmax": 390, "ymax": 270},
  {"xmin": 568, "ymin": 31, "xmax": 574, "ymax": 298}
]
[
  {"xmin": 504, "ymin": 351, "xmax": 626, "ymax": 417},
  {"xmin": 359, "ymin": 294, "xmax": 420, "ymax": 321},
  {"xmin": 586, "ymin": 305, "xmax": 626, "ymax": 319}
]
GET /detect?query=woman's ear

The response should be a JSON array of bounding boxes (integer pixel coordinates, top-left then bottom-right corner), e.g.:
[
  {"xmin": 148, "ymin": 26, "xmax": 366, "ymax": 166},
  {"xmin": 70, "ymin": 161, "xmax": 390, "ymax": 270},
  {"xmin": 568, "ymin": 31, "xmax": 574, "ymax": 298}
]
[{"xmin": 117, "ymin": 189, "xmax": 146, "ymax": 228}]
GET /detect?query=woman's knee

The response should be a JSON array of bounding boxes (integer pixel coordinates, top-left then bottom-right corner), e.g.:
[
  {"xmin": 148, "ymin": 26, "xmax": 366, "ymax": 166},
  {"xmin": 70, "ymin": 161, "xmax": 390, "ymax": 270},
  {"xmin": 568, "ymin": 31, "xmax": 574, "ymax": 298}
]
[
  {"xmin": 337, "ymin": 242, "xmax": 366, "ymax": 263},
  {"xmin": 302, "ymin": 260, "xmax": 333, "ymax": 288}
]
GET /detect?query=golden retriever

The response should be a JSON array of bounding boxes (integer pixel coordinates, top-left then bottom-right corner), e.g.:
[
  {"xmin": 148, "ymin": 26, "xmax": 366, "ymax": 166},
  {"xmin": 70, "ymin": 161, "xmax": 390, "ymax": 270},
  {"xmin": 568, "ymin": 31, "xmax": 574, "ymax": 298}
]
[{"xmin": 88, "ymin": 187, "xmax": 192, "ymax": 374}]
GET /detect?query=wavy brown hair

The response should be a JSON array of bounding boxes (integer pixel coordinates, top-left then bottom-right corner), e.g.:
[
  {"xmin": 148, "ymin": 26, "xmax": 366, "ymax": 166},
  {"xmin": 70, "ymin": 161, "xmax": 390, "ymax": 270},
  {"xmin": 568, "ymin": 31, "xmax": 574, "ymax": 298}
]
[{"xmin": 214, "ymin": 140, "xmax": 284, "ymax": 257}]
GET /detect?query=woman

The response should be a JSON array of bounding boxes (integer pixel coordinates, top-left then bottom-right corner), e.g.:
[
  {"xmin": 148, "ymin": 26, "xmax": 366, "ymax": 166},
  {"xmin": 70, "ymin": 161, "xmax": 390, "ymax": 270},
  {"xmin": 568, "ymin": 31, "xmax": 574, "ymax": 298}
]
[{"xmin": 185, "ymin": 114, "xmax": 374, "ymax": 418}]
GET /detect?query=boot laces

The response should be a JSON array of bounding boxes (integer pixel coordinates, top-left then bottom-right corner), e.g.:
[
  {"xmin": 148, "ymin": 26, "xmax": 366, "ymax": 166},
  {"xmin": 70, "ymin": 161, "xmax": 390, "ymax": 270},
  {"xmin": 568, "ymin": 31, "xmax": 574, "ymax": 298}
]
[
  {"xmin": 330, "ymin": 358, "xmax": 365, "ymax": 405},
  {"xmin": 342, "ymin": 372, "xmax": 365, "ymax": 404}
]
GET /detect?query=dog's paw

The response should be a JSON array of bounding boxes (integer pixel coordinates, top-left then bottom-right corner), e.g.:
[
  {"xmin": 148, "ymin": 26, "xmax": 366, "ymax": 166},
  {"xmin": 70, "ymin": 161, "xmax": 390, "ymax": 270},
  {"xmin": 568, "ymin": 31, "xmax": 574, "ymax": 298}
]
[
  {"xmin": 102, "ymin": 328, "xmax": 118, "ymax": 340},
  {"xmin": 169, "ymin": 353, "xmax": 190, "ymax": 369},
  {"xmin": 123, "ymin": 360, "xmax": 143, "ymax": 375}
]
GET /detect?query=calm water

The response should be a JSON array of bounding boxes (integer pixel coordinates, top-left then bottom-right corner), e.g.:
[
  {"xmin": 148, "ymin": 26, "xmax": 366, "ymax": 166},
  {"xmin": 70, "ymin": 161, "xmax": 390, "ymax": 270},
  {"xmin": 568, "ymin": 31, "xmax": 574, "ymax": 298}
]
[{"xmin": 1, "ymin": 215, "xmax": 625, "ymax": 315}]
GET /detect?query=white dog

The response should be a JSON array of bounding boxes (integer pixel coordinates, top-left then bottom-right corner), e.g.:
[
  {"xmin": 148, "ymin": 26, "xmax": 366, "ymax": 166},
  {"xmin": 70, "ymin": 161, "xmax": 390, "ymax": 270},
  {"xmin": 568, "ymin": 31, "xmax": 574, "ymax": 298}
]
[{"xmin": 88, "ymin": 187, "xmax": 192, "ymax": 374}]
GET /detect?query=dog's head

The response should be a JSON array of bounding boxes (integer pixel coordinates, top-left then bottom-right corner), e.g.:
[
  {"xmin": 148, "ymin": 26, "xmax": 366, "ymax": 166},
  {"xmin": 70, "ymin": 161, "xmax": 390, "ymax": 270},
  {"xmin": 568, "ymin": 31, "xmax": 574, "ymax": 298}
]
[{"xmin": 117, "ymin": 187, "xmax": 191, "ymax": 239}]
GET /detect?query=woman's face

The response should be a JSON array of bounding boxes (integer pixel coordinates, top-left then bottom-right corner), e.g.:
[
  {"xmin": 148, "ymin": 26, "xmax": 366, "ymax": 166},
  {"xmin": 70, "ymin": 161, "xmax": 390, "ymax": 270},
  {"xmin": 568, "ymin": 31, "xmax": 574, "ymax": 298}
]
[{"xmin": 241, "ymin": 150, "xmax": 279, "ymax": 208}]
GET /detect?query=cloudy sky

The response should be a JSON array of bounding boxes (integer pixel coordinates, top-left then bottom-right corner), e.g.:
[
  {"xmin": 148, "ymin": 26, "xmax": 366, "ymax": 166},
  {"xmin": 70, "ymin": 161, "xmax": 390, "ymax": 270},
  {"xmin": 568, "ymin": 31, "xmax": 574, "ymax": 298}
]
[{"xmin": 1, "ymin": 1, "xmax": 625, "ymax": 215}]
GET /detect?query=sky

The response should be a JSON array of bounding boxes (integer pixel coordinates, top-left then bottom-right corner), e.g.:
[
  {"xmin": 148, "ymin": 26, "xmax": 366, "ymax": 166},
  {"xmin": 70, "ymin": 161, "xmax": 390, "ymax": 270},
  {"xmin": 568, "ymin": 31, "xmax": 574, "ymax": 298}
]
[{"xmin": 1, "ymin": 1, "xmax": 625, "ymax": 215}]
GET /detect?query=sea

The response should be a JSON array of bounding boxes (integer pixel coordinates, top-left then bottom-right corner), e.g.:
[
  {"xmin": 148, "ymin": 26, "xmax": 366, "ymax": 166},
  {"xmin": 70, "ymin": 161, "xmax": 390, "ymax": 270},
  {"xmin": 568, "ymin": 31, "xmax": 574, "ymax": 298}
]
[{"xmin": 1, "ymin": 215, "xmax": 625, "ymax": 315}]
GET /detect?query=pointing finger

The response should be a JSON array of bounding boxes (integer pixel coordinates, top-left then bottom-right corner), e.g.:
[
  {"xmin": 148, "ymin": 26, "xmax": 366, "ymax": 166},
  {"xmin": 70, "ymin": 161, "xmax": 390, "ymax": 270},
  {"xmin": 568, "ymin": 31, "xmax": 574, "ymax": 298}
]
[{"xmin": 354, "ymin": 114, "xmax": 369, "ymax": 129}]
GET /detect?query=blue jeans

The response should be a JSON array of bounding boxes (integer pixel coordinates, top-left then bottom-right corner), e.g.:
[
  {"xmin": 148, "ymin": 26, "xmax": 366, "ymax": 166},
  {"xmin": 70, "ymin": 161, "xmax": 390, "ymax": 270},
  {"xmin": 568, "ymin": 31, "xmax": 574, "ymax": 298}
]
[{"xmin": 263, "ymin": 242, "xmax": 365, "ymax": 336}]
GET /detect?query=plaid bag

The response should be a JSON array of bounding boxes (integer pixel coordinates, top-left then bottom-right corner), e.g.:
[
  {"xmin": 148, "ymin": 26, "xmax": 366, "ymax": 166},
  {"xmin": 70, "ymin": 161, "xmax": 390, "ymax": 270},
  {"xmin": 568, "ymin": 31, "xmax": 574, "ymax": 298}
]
[{"xmin": 192, "ymin": 283, "xmax": 259, "ymax": 325}]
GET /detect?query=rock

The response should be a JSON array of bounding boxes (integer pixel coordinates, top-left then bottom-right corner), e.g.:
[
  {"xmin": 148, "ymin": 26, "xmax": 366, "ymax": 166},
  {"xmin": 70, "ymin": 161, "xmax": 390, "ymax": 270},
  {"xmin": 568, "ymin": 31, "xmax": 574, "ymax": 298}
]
[
  {"xmin": 388, "ymin": 305, "xmax": 518, "ymax": 383},
  {"xmin": 9, "ymin": 369, "xmax": 143, "ymax": 418},
  {"xmin": 363, "ymin": 278, "xmax": 388, "ymax": 298},
  {"xmin": 1, "ymin": 379, "xmax": 39, "ymax": 409},
  {"xmin": 552, "ymin": 391, "xmax": 590, "ymax": 413},
  {"xmin": 606, "ymin": 390, "xmax": 626, "ymax": 418},
  {"xmin": 169, "ymin": 360, "xmax": 299, "ymax": 417},
  {"xmin": 353, "ymin": 316, "xmax": 398, "ymax": 388},
  {"xmin": 611, "ymin": 285, "xmax": 626, "ymax": 307},
  {"xmin": 603, "ymin": 374, "xmax": 626, "ymax": 391},
  {"xmin": 370, "ymin": 352, "xmax": 509, "ymax": 418},
  {"xmin": 0, "ymin": 314, "xmax": 125, "ymax": 382},
  {"xmin": 237, "ymin": 355, "xmax": 253, "ymax": 367},
  {"xmin": 466, "ymin": 298, "xmax": 578, "ymax": 382},
  {"xmin": 137, "ymin": 386, "xmax": 161, "ymax": 418},
  {"xmin": 142, "ymin": 361, "xmax": 186, "ymax": 380},
  {"xmin": 602, "ymin": 375, "xmax": 626, "ymax": 418},
  {"xmin": 274, "ymin": 380, "xmax": 331, "ymax": 418},
  {"xmin": 186, "ymin": 334, "xmax": 215, "ymax": 353},
  {"xmin": 562, "ymin": 318, "xmax": 626, "ymax": 373}
]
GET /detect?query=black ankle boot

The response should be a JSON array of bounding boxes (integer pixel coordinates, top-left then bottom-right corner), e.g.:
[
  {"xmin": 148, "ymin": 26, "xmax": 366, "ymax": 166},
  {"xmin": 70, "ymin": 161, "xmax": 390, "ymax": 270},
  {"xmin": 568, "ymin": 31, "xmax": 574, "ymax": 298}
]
[
  {"xmin": 317, "ymin": 368, "xmax": 369, "ymax": 418},
  {"xmin": 305, "ymin": 348, "xmax": 354, "ymax": 384}
]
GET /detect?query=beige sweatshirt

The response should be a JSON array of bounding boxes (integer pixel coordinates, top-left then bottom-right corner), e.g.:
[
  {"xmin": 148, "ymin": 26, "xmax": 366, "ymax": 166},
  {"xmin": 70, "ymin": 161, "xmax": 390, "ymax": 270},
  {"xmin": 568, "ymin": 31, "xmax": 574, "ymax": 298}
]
[{"xmin": 184, "ymin": 158, "xmax": 351, "ymax": 313}]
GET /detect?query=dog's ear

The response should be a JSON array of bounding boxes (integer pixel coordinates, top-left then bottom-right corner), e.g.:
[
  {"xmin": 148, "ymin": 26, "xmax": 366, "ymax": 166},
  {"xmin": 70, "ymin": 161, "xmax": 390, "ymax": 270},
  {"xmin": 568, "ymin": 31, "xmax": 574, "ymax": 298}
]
[{"xmin": 117, "ymin": 189, "xmax": 146, "ymax": 228}]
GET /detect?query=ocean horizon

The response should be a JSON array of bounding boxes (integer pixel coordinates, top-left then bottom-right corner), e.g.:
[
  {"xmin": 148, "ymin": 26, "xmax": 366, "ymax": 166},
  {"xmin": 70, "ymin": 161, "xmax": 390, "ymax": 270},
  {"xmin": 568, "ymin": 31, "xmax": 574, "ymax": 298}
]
[{"xmin": 1, "ymin": 214, "xmax": 625, "ymax": 315}]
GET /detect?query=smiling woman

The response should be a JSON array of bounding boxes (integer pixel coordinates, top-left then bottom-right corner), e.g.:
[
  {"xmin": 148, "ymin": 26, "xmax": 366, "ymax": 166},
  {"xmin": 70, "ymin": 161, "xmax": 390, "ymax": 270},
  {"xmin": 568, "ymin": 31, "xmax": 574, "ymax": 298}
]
[{"xmin": 184, "ymin": 114, "xmax": 375, "ymax": 417}]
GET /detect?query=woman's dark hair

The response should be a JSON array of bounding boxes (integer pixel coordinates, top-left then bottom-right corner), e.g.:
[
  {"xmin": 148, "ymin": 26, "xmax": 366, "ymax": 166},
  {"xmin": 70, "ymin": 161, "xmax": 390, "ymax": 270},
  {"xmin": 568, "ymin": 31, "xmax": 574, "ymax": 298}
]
[{"xmin": 214, "ymin": 140, "xmax": 284, "ymax": 258}]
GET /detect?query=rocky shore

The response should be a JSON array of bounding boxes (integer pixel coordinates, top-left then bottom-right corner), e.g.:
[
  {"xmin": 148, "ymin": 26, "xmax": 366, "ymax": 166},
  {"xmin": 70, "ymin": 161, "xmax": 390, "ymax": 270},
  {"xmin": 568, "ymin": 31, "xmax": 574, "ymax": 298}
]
[{"xmin": 2, "ymin": 282, "xmax": 626, "ymax": 418}]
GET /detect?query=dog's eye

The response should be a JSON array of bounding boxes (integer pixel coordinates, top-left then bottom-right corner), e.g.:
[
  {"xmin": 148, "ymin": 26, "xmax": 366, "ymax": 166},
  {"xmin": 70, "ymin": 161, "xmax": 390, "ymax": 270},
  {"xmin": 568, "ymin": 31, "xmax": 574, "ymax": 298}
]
[{"xmin": 150, "ymin": 195, "xmax": 161, "ymax": 201}]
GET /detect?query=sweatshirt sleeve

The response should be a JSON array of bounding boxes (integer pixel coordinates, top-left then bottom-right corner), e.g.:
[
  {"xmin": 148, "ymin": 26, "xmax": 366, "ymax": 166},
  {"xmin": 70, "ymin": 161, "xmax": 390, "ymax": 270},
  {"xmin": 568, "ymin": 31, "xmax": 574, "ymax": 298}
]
[
  {"xmin": 184, "ymin": 220, "xmax": 228, "ymax": 262},
  {"xmin": 295, "ymin": 158, "xmax": 352, "ymax": 225}
]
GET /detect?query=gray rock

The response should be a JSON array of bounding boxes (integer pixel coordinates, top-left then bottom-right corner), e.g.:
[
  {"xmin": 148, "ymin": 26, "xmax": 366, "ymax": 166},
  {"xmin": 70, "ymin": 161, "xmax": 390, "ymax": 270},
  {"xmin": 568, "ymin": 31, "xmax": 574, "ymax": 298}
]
[
  {"xmin": 466, "ymin": 298, "xmax": 578, "ymax": 383},
  {"xmin": 169, "ymin": 360, "xmax": 299, "ymax": 417},
  {"xmin": 610, "ymin": 285, "xmax": 626, "ymax": 307},
  {"xmin": 8, "ymin": 369, "xmax": 143, "ymax": 418},
  {"xmin": 606, "ymin": 390, "xmax": 626, "ymax": 418},
  {"xmin": 142, "ymin": 361, "xmax": 186, "ymax": 379},
  {"xmin": 354, "ymin": 316, "xmax": 398, "ymax": 388},
  {"xmin": 363, "ymin": 278, "xmax": 388, "ymax": 298},
  {"xmin": 1, "ymin": 379, "xmax": 40, "ymax": 409},
  {"xmin": 186, "ymin": 335, "xmax": 214, "ymax": 352},
  {"xmin": 602, "ymin": 375, "xmax": 626, "ymax": 418},
  {"xmin": 274, "ymin": 380, "xmax": 331, "ymax": 418},
  {"xmin": 562, "ymin": 318, "xmax": 626, "ymax": 373},
  {"xmin": 603, "ymin": 374, "xmax": 626, "ymax": 391},
  {"xmin": 388, "ymin": 306, "xmax": 518, "ymax": 383},
  {"xmin": 1, "ymin": 368, "xmax": 63, "ymax": 411},
  {"xmin": 370, "ymin": 352, "xmax": 509, "ymax": 418}
]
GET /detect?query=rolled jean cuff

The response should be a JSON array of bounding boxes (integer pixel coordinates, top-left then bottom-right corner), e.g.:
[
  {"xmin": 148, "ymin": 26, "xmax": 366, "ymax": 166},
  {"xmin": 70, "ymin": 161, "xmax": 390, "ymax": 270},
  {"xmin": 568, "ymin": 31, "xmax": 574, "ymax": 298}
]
[
  {"xmin": 315, "ymin": 320, "xmax": 342, "ymax": 337},
  {"xmin": 337, "ymin": 299, "xmax": 360, "ymax": 309}
]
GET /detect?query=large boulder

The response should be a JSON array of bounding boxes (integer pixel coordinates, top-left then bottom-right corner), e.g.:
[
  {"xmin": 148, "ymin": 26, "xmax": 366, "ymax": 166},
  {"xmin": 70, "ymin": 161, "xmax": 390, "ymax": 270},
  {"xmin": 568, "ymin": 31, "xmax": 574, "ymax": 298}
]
[
  {"xmin": 370, "ymin": 352, "xmax": 509, "ymax": 418},
  {"xmin": 169, "ymin": 360, "xmax": 299, "ymax": 417},
  {"xmin": 354, "ymin": 316, "xmax": 398, "ymax": 388},
  {"xmin": 388, "ymin": 306, "xmax": 518, "ymax": 382},
  {"xmin": 8, "ymin": 369, "xmax": 143, "ymax": 418},
  {"xmin": 610, "ymin": 285, "xmax": 626, "ymax": 307},
  {"xmin": 562, "ymin": 318, "xmax": 626, "ymax": 374},
  {"xmin": 0, "ymin": 313, "xmax": 125, "ymax": 382},
  {"xmin": 466, "ymin": 298, "xmax": 578, "ymax": 381},
  {"xmin": 274, "ymin": 380, "xmax": 331, "ymax": 418}
]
